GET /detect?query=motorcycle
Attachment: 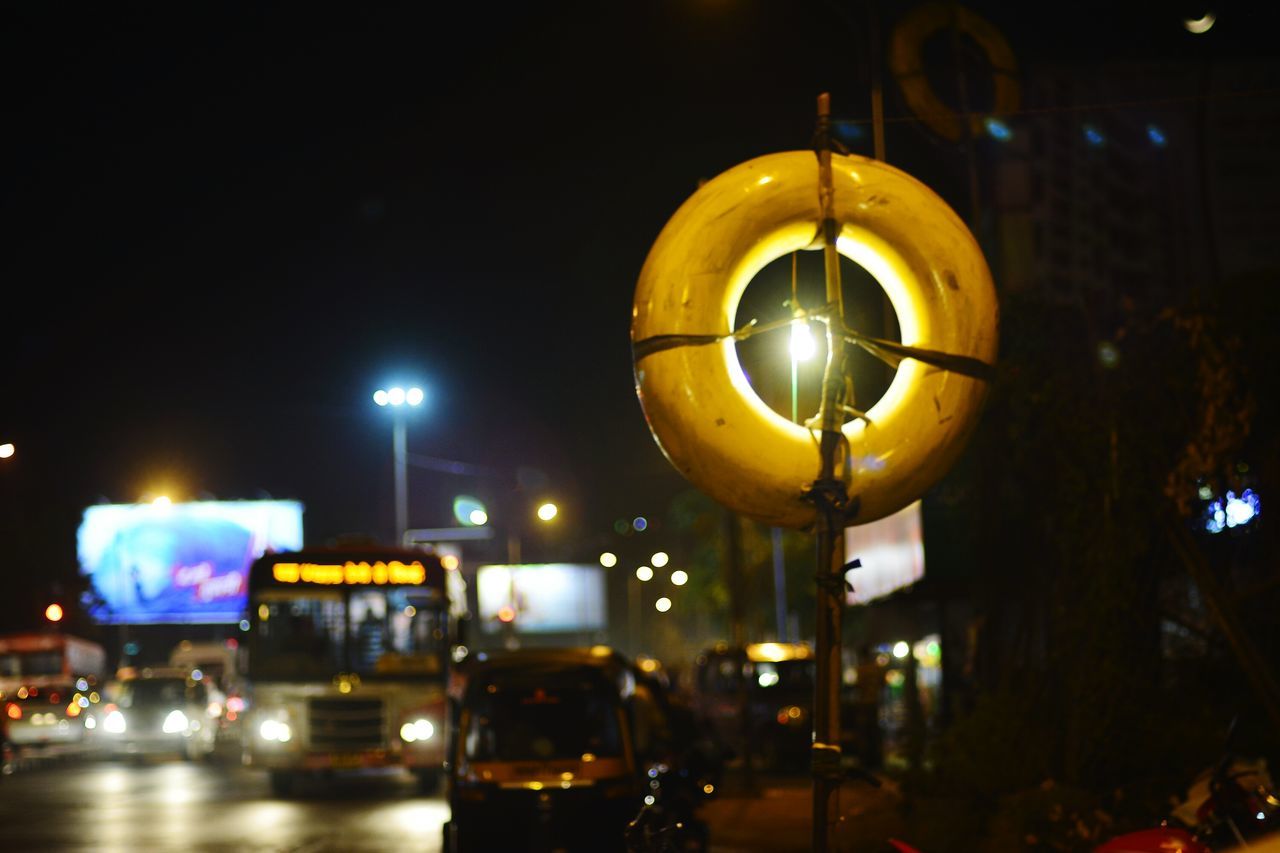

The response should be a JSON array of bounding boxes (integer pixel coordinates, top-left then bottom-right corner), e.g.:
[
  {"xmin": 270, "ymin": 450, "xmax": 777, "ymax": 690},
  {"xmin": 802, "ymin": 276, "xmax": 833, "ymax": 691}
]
[
  {"xmin": 624, "ymin": 761, "xmax": 713, "ymax": 853},
  {"xmin": 1097, "ymin": 719, "xmax": 1279, "ymax": 851}
]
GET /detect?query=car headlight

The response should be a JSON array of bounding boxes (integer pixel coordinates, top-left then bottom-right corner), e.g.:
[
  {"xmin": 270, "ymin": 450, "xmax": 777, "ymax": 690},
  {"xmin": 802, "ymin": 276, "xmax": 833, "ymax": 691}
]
[
  {"xmin": 399, "ymin": 718, "xmax": 435, "ymax": 743},
  {"xmin": 259, "ymin": 718, "xmax": 292, "ymax": 743},
  {"xmin": 163, "ymin": 710, "xmax": 189, "ymax": 734},
  {"xmin": 103, "ymin": 709, "xmax": 127, "ymax": 734}
]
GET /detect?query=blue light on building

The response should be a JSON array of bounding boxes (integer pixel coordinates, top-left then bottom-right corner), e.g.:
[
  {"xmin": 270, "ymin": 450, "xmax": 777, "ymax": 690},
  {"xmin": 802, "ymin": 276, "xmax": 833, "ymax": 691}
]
[
  {"xmin": 1204, "ymin": 488, "xmax": 1261, "ymax": 533},
  {"xmin": 984, "ymin": 117, "xmax": 1012, "ymax": 141}
]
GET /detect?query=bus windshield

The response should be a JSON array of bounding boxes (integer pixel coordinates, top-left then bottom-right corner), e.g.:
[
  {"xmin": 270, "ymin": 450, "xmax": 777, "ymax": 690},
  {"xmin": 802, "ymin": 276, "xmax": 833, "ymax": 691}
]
[
  {"xmin": 250, "ymin": 586, "xmax": 447, "ymax": 681},
  {"xmin": 0, "ymin": 651, "xmax": 63, "ymax": 678}
]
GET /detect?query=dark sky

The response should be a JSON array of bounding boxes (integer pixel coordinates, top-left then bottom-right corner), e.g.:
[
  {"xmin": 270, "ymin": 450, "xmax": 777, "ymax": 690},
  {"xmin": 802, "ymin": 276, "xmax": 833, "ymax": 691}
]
[{"xmin": 2, "ymin": 2, "xmax": 1276, "ymax": 604}]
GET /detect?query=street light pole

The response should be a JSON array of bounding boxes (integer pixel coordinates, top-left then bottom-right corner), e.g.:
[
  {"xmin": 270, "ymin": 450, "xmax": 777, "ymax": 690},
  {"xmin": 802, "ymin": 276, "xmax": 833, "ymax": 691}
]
[
  {"xmin": 392, "ymin": 414, "xmax": 408, "ymax": 544},
  {"xmin": 374, "ymin": 384, "xmax": 425, "ymax": 545}
]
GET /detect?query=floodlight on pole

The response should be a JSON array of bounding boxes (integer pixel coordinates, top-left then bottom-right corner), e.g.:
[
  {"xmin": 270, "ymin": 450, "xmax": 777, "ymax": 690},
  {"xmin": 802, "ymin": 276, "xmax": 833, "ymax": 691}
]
[{"xmin": 374, "ymin": 384, "xmax": 426, "ymax": 542}]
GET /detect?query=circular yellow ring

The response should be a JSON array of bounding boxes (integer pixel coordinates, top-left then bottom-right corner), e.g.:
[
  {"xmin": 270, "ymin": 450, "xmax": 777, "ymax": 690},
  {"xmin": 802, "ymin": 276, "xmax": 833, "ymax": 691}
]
[
  {"xmin": 888, "ymin": 2, "xmax": 1020, "ymax": 143},
  {"xmin": 632, "ymin": 151, "xmax": 998, "ymax": 530}
]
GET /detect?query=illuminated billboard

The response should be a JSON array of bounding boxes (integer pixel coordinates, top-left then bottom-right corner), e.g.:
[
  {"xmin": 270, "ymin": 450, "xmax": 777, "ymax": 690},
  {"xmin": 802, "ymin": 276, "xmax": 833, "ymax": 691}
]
[
  {"xmin": 844, "ymin": 500, "xmax": 925, "ymax": 605},
  {"xmin": 476, "ymin": 564, "xmax": 606, "ymax": 634},
  {"xmin": 77, "ymin": 501, "xmax": 304, "ymax": 625}
]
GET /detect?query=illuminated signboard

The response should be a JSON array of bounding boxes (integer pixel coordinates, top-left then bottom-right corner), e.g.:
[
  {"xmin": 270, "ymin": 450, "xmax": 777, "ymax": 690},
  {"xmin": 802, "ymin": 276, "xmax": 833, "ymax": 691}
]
[
  {"xmin": 844, "ymin": 500, "xmax": 925, "ymax": 605},
  {"xmin": 271, "ymin": 561, "xmax": 426, "ymax": 585},
  {"xmin": 77, "ymin": 500, "xmax": 304, "ymax": 625},
  {"xmin": 476, "ymin": 564, "xmax": 606, "ymax": 634}
]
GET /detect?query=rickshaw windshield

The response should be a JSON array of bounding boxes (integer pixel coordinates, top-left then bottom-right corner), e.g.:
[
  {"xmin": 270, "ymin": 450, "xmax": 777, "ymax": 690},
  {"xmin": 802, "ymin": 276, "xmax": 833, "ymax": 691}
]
[{"xmin": 464, "ymin": 674, "xmax": 624, "ymax": 762}]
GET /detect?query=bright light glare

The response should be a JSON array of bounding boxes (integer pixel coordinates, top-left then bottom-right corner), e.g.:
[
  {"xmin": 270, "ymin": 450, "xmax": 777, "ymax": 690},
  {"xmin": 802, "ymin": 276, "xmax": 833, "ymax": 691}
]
[
  {"xmin": 259, "ymin": 719, "xmax": 291, "ymax": 743},
  {"xmin": 758, "ymin": 671, "xmax": 780, "ymax": 687},
  {"xmin": 790, "ymin": 321, "xmax": 817, "ymax": 361},
  {"xmin": 893, "ymin": 641, "xmax": 910, "ymax": 659},
  {"xmin": 406, "ymin": 387, "xmax": 424, "ymax": 406},
  {"xmin": 387, "ymin": 387, "xmax": 406, "ymax": 405},
  {"xmin": 163, "ymin": 710, "xmax": 189, "ymax": 734},
  {"xmin": 670, "ymin": 570, "xmax": 688, "ymax": 586},
  {"xmin": 599, "ymin": 552, "xmax": 618, "ymax": 568},
  {"xmin": 104, "ymin": 710, "xmax": 126, "ymax": 734},
  {"xmin": 400, "ymin": 719, "xmax": 435, "ymax": 743},
  {"xmin": 45, "ymin": 603, "xmax": 64, "ymax": 622},
  {"xmin": 651, "ymin": 552, "xmax": 669, "ymax": 568},
  {"xmin": 469, "ymin": 509, "xmax": 489, "ymax": 526},
  {"xmin": 636, "ymin": 566, "xmax": 654, "ymax": 582},
  {"xmin": 373, "ymin": 390, "xmax": 389, "ymax": 406},
  {"xmin": 0, "ymin": 443, "xmax": 13, "ymax": 459},
  {"xmin": 537, "ymin": 502, "xmax": 558, "ymax": 522},
  {"xmin": 655, "ymin": 597, "xmax": 672, "ymax": 613},
  {"xmin": 153, "ymin": 495, "xmax": 172, "ymax": 507}
]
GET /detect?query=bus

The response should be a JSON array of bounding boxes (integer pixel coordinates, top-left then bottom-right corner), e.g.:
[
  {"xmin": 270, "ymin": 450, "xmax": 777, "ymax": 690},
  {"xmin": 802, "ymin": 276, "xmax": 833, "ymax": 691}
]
[
  {"xmin": 241, "ymin": 545, "xmax": 461, "ymax": 796},
  {"xmin": 0, "ymin": 633, "xmax": 108, "ymax": 696},
  {"xmin": 1, "ymin": 633, "xmax": 109, "ymax": 750}
]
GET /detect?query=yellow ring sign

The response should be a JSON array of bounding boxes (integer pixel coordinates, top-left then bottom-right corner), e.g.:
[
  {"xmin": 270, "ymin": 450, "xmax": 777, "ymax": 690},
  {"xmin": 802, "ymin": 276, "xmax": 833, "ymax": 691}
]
[
  {"xmin": 271, "ymin": 560, "xmax": 427, "ymax": 585},
  {"xmin": 632, "ymin": 150, "xmax": 998, "ymax": 530}
]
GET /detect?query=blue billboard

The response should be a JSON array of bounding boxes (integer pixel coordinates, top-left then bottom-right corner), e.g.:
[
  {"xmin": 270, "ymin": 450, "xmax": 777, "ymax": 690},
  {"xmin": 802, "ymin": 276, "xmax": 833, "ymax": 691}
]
[{"xmin": 77, "ymin": 501, "xmax": 304, "ymax": 625}]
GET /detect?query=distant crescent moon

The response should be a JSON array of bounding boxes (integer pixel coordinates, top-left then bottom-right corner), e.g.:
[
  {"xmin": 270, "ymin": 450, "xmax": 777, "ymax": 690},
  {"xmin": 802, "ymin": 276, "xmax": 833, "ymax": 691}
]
[{"xmin": 1183, "ymin": 13, "xmax": 1216, "ymax": 34}]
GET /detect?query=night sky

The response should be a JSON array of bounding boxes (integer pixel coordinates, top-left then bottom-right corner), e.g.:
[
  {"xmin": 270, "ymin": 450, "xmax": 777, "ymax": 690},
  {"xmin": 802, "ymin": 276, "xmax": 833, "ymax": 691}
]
[{"xmin": 3, "ymin": 2, "xmax": 1275, "ymax": 616}]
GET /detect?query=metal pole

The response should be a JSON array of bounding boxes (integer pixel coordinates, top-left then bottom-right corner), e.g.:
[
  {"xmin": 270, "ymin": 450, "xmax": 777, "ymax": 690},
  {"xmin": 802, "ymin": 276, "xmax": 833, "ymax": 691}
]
[
  {"xmin": 811, "ymin": 91, "xmax": 849, "ymax": 853},
  {"xmin": 772, "ymin": 527, "xmax": 789, "ymax": 643},
  {"xmin": 393, "ymin": 415, "xmax": 408, "ymax": 543},
  {"xmin": 869, "ymin": 0, "xmax": 886, "ymax": 163}
]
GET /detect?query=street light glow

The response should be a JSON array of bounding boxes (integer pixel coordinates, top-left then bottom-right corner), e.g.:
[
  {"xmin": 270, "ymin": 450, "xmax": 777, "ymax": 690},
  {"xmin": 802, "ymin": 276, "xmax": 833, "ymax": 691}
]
[
  {"xmin": 655, "ymin": 597, "xmax": 672, "ymax": 613},
  {"xmin": 790, "ymin": 320, "xmax": 817, "ymax": 361},
  {"xmin": 387, "ymin": 387, "xmax": 406, "ymax": 406},
  {"xmin": 651, "ymin": 552, "xmax": 669, "ymax": 568},
  {"xmin": 406, "ymin": 387, "xmax": 424, "ymax": 406},
  {"xmin": 373, "ymin": 390, "xmax": 389, "ymax": 406},
  {"xmin": 45, "ymin": 603, "xmax": 64, "ymax": 622},
  {"xmin": 599, "ymin": 552, "xmax": 618, "ymax": 568},
  {"xmin": 153, "ymin": 496, "xmax": 172, "ymax": 507},
  {"xmin": 0, "ymin": 443, "xmax": 14, "ymax": 459},
  {"xmin": 636, "ymin": 566, "xmax": 653, "ymax": 582},
  {"xmin": 670, "ymin": 570, "xmax": 688, "ymax": 586},
  {"xmin": 536, "ymin": 502, "xmax": 558, "ymax": 522},
  {"xmin": 469, "ymin": 509, "xmax": 489, "ymax": 526},
  {"xmin": 1183, "ymin": 13, "xmax": 1215, "ymax": 34}
]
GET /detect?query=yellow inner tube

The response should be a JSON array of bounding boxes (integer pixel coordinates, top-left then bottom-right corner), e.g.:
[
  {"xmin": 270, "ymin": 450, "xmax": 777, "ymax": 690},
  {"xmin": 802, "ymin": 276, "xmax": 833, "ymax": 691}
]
[
  {"xmin": 632, "ymin": 151, "xmax": 998, "ymax": 530},
  {"xmin": 888, "ymin": 2, "xmax": 1019, "ymax": 143}
]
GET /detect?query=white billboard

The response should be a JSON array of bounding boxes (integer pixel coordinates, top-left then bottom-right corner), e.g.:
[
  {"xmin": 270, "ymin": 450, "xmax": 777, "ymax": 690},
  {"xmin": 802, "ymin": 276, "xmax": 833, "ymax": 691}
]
[
  {"xmin": 475, "ymin": 563, "xmax": 606, "ymax": 634},
  {"xmin": 844, "ymin": 500, "xmax": 924, "ymax": 605}
]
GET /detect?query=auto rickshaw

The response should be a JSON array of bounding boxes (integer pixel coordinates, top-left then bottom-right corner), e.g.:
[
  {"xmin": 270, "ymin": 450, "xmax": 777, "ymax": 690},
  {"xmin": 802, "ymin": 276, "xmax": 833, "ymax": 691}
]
[{"xmin": 442, "ymin": 646, "xmax": 699, "ymax": 853}]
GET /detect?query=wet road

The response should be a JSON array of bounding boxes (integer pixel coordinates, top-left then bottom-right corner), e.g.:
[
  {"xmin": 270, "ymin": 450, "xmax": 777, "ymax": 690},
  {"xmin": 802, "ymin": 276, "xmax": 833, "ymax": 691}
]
[
  {"xmin": 1, "ymin": 753, "xmax": 449, "ymax": 852},
  {"xmin": 0, "ymin": 746, "xmax": 873, "ymax": 852}
]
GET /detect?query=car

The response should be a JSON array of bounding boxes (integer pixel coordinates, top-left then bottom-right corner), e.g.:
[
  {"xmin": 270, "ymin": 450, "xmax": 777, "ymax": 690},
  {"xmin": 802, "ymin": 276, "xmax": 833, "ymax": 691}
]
[
  {"xmin": 89, "ymin": 667, "xmax": 219, "ymax": 761},
  {"xmin": 3, "ymin": 682, "xmax": 93, "ymax": 751},
  {"xmin": 441, "ymin": 646, "xmax": 710, "ymax": 853}
]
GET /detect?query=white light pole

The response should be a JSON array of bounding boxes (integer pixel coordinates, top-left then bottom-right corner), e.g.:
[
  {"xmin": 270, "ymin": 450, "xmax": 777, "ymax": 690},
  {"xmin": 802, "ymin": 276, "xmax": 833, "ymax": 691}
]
[{"xmin": 374, "ymin": 385, "xmax": 425, "ymax": 543}]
